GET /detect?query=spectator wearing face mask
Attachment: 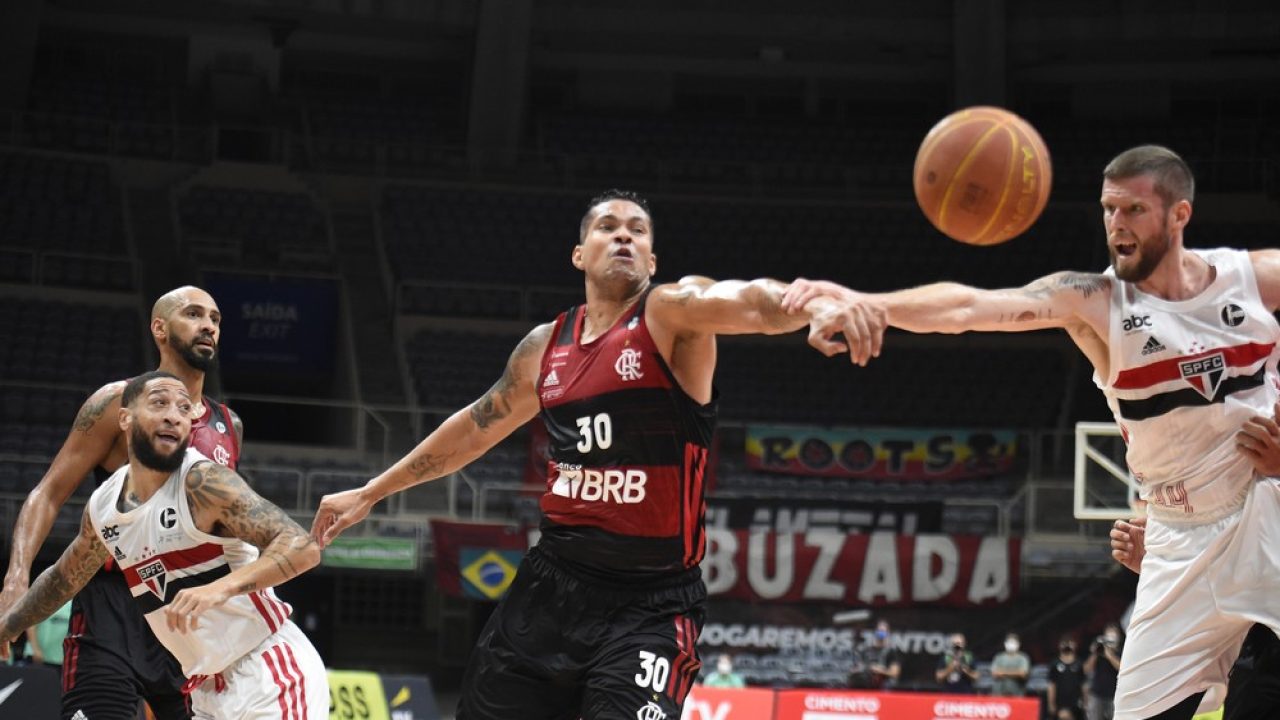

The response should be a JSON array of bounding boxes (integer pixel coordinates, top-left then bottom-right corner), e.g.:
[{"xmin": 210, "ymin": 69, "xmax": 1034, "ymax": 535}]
[
  {"xmin": 990, "ymin": 632, "xmax": 1032, "ymax": 697},
  {"xmin": 936, "ymin": 633, "xmax": 979, "ymax": 693},
  {"xmin": 1049, "ymin": 635, "xmax": 1086, "ymax": 720},
  {"xmin": 701, "ymin": 653, "xmax": 746, "ymax": 688}
]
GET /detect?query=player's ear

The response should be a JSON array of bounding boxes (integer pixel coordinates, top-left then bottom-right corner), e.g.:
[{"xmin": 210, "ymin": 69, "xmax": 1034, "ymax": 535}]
[
  {"xmin": 118, "ymin": 405, "xmax": 131, "ymax": 434},
  {"xmin": 648, "ymin": 250, "xmax": 657, "ymax": 278},
  {"xmin": 1170, "ymin": 198, "xmax": 1192, "ymax": 233},
  {"xmin": 151, "ymin": 316, "xmax": 166, "ymax": 343},
  {"xmin": 572, "ymin": 243, "xmax": 585, "ymax": 270}
]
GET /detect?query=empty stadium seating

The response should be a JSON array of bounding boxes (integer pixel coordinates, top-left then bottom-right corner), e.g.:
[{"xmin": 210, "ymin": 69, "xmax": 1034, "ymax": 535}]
[{"xmin": 178, "ymin": 185, "xmax": 332, "ymax": 268}]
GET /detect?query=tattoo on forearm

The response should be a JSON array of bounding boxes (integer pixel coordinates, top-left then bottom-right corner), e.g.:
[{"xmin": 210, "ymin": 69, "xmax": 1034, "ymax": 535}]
[
  {"xmin": 408, "ymin": 451, "xmax": 456, "ymax": 481},
  {"xmin": 73, "ymin": 386, "xmax": 122, "ymax": 432},
  {"xmin": 5, "ymin": 513, "xmax": 105, "ymax": 636},
  {"xmin": 998, "ymin": 309, "xmax": 1055, "ymax": 323}
]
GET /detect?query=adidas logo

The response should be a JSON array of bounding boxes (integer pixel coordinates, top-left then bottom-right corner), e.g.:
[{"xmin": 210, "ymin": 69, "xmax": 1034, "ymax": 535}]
[
  {"xmin": 71, "ymin": 711, "xmax": 89, "ymax": 720},
  {"xmin": 544, "ymin": 370, "xmax": 560, "ymax": 388},
  {"xmin": 1141, "ymin": 336, "xmax": 1166, "ymax": 356}
]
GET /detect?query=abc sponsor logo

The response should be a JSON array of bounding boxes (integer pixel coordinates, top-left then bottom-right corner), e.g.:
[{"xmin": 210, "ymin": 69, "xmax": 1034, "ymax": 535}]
[{"xmin": 1121, "ymin": 314, "xmax": 1152, "ymax": 332}]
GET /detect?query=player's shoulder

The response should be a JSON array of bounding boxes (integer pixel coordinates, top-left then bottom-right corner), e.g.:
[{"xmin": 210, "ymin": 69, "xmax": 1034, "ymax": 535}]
[
  {"xmin": 72, "ymin": 379, "xmax": 129, "ymax": 432},
  {"xmin": 508, "ymin": 321, "xmax": 555, "ymax": 366}
]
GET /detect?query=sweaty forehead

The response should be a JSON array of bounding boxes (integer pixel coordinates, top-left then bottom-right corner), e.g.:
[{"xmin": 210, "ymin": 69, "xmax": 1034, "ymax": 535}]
[{"xmin": 1101, "ymin": 175, "xmax": 1158, "ymax": 202}]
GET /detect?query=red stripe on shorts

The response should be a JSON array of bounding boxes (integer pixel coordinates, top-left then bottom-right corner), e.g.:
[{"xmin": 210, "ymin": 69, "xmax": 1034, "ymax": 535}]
[
  {"xmin": 262, "ymin": 647, "xmax": 292, "ymax": 719},
  {"xmin": 274, "ymin": 645, "xmax": 302, "ymax": 720},
  {"xmin": 283, "ymin": 642, "xmax": 309, "ymax": 719}
]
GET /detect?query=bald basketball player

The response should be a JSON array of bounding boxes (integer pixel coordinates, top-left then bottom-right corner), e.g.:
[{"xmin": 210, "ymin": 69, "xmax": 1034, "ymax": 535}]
[{"xmin": 0, "ymin": 286, "xmax": 243, "ymax": 720}]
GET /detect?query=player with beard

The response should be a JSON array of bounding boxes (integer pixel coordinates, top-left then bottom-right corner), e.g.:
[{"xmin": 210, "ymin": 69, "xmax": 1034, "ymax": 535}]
[
  {"xmin": 786, "ymin": 145, "xmax": 1280, "ymax": 720},
  {"xmin": 0, "ymin": 371, "xmax": 326, "ymax": 720},
  {"xmin": 0, "ymin": 286, "xmax": 242, "ymax": 720},
  {"xmin": 310, "ymin": 189, "xmax": 885, "ymax": 719}
]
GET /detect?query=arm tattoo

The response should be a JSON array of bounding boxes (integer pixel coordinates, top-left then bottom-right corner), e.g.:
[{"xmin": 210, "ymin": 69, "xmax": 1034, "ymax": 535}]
[
  {"xmin": 73, "ymin": 385, "xmax": 123, "ymax": 432},
  {"xmin": 468, "ymin": 325, "xmax": 548, "ymax": 430},
  {"xmin": 998, "ymin": 309, "xmax": 1055, "ymax": 323},
  {"xmin": 3, "ymin": 512, "xmax": 105, "ymax": 637},
  {"xmin": 408, "ymin": 451, "xmax": 456, "ymax": 481},
  {"xmin": 1055, "ymin": 272, "xmax": 1109, "ymax": 299},
  {"xmin": 656, "ymin": 285, "xmax": 697, "ymax": 306},
  {"xmin": 185, "ymin": 462, "xmax": 316, "ymax": 578}
]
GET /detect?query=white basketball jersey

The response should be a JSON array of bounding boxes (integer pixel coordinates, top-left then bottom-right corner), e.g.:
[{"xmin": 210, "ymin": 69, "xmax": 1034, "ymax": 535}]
[
  {"xmin": 1096, "ymin": 248, "xmax": 1280, "ymax": 523},
  {"xmin": 88, "ymin": 448, "xmax": 294, "ymax": 676}
]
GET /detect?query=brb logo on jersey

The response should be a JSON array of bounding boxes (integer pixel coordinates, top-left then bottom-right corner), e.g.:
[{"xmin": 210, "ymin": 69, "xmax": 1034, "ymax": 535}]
[
  {"xmin": 615, "ymin": 348, "xmax": 644, "ymax": 382},
  {"xmin": 1179, "ymin": 353, "xmax": 1226, "ymax": 400},
  {"xmin": 137, "ymin": 559, "xmax": 168, "ymax": 600},
  {"xmin": 550, "ymin": 464, "xmax": 647, "ymax": 504}
]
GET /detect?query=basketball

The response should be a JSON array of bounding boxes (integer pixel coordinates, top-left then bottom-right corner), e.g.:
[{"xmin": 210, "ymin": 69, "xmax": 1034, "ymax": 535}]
[{"xmin": 913, "ymin": 106, "xmax": 1052, "ymax": 245}]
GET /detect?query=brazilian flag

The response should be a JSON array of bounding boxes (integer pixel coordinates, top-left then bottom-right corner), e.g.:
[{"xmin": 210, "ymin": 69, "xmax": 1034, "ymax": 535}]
[{"xmin": 459, "ymin": 548, "xmax": 523, "ymax": 600}]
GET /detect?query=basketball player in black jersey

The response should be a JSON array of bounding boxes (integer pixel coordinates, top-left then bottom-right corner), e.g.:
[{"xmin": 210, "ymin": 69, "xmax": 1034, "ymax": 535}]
[
  {"xmin": 0, "ymin": 286, "xmax": 242, "ymax": 720},
  {"xmin": 311, "ymin": 189, "xmax": 885, "ymax": 719}
]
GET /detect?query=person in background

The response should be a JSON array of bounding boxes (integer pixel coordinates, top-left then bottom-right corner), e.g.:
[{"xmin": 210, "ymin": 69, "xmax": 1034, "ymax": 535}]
[
  {"xmin": 854, "ymin": 619, "xmax": 901, "ymax": 690},
  {"xmin": 22, "ymin": 600, "xmax": 72, "ymax": 674},
  {"xmin": 700, "ymin": 653, "xmax": 746, "ymax": 688},
  {"xmin": 990, "ymin": 631, "xmax": 1031, "ymax": 697},
  {"xmin": 1048, "ymin": 635, "xmax": 1087, "ymax": 720},
  {"xmin": 936, "ymin": 632, "xmax": 979, "ymax": 693},
  {"xmin": 1084, "ymin": 623, "xmax": 1123, "ymax": 720}
]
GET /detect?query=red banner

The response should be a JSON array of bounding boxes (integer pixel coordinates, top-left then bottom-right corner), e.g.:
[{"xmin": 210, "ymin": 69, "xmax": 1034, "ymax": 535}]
[
  {"xmin": 430, "ymin": 522, "xmax": 1019, "ymax": 607},
  {"xmin": 775, "ymin": 689, "xmax": 1039, "ymax": 720},
  {"xmin": 681, "ymin": 687, "xmax": 777, "ymax": 720},
  {"xmin": 702, "ymin": 530, "xmax": 1019, "ymax": 606}
]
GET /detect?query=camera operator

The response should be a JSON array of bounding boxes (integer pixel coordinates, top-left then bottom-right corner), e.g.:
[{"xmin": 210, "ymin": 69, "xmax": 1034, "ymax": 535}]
[
  {"xmin": 1084, "ymin": 623, "xmax": 1123, "ymax": 720},
  {"xmin": 935, "ymin": 632, "xmax": 979, "ymax": 693}
]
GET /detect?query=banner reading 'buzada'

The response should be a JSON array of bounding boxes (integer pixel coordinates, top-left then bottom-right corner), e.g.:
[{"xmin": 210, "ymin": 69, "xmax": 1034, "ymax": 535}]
[
  {"xmin": 702, "ymin": 530, "xmax": 1019, "ymax": 606},
  {"xmin": 746, "ymin": 425, "xmax": 1018, "ymax": 480}
]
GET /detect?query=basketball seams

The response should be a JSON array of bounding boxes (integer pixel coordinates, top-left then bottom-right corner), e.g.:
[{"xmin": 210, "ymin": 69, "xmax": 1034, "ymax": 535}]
[
  {"xmin": 970, "ymin": 122, "xmax": 1020, "ymax": 245},
  {"xmin": 935, "ymin": 119, "xmax": 1007, "ymax": 229}
]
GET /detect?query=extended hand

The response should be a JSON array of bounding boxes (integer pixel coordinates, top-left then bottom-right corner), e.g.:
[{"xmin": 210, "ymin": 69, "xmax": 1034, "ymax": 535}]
[
  {"xmin": 165, "ymin": 583, "xmax": 232, "ymax": 634},
  {"xmin": 1109, "ymin": 516, "xmax": 1146, "ymax": 574},
  {"xmin": 787, "ymin": 280, "xmax": 886, "ymax": 367},
  {"xmin": 1237, "ymin": 401, "xmax": 1280, "ymax": 475},
  {"xmin": 310, "ymin": 487, "xmax": 373, "ymax": 547}
]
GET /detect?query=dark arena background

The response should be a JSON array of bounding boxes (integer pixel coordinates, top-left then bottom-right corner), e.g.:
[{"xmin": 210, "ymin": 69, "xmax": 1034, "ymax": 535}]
[{"xmin": 1, "ymin": 1, "xmax": 1279, "ymax": 719}]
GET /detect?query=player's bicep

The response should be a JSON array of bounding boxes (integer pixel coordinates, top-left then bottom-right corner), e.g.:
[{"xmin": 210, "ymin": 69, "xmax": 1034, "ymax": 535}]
[
  {"xmin": 467, "ymin": 323, "xmax": 551, "ymax": 433},
  {"xmin": 649, "ymin": 279, "xmax": 788, "ymax": 335},
  {"xmin": 185, "ymin": 462, "xmax": 306, "ymax": 550},
  {"xmin": 38, "ymin": 384, "xmax": 126, "ymax": 503}
]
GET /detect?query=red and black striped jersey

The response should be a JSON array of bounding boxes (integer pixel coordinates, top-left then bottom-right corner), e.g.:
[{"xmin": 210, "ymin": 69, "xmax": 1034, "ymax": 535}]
[
  {"xmin": 535, "ymin": 291, "xmax": 717, "ymax": 582},
  {"xmin": 190, "ymin": 397, "xmax": 240, "ymax": 470}
]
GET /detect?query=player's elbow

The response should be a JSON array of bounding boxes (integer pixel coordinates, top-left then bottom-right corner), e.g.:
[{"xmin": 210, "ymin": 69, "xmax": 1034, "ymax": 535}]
[{"xmin": 291, "ymin": 535, "xmax": 323, "ymax": 574}]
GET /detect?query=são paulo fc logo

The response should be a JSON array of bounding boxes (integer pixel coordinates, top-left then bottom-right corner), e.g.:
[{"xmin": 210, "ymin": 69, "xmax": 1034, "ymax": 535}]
[
  {"xmin": 137, "ymin": 559, "xmax": 168, "ymax": 600},
  {"xmin": 1179, "ymin": 352, "xmax": 1226, "ymax": 400},
  {"xmin": 615, "ymin": 347, "xmax": 644, "ymax": 382}
]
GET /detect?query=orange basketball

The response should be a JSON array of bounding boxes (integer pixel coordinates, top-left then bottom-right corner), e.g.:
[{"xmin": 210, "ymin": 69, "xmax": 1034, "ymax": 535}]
[{"xmin": 913, "ymin": 106, "xmax": 1052, "ymax": 245}]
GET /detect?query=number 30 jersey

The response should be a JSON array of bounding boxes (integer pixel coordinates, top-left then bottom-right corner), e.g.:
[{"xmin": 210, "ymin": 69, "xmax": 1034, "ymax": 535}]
[
  {"xmin": 1096, "ymin": 248, "xmax": 1280, "ymax": 523},
  {"xmin": 535, "ymin": 291, "xmax": 718, "ymax": 581}
]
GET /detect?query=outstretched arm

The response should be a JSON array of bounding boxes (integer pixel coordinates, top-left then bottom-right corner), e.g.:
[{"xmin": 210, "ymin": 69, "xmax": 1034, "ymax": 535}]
[
  {"xmin": 1250, "ymin": 250, "xmax": 1280, "ymax": 312},
  {"xmin": 2, "ymin": 382, "xmax": 124, "ymax": 620},
  {"xmin": 0, "ymin": 508, "xmax": 108, "ymax": 659},
  {"xmin": 166, "ymin": 461, "xmax": 321, "ymax": 634},
  {"xmin": 310, "ymin": 323, "xmax": 552, "ymax": 545},
  {"xmin": 649, "ymin": 276, "xmax": 887, "ymax": 365}
]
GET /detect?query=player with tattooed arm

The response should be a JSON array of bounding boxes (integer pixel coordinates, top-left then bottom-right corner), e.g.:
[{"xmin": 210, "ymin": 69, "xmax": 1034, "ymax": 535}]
[
  {"xmin": 0, "ymin": 286, "xmax": 241, "ymax": 720},
  {"xmin": 310, "ymin": 189, "xmax": 886, "ymax": 719},
  {"xmin": 785, "ymin": 146, "xmax": 1280, "ymax": 720},
  {"xmin": 0, "ymin": 371, "xmax": 324, "ymax": 720}
]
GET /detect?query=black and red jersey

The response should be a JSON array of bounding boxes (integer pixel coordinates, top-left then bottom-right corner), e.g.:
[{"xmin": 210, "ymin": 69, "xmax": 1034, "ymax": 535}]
[
  {"xmin": 535, "ymin": 291, "xmax": 717, "ymax": 582},
  {"xmin": 189, "ymin": 397, "xmax": 241, "ymax": 470}
]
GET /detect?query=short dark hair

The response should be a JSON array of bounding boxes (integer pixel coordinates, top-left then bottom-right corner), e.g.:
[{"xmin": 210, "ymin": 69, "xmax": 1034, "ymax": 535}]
[
  {"xmin": 122, "ymin": 370, "xmax": 182, "ymax": 408},
  {"xmin": 578, "ymin": 189, "xmax": 652, "ymax": 243},
  {"xmin": 1103, "ymin": 145, "xmax": 1195, "ymax": 209}
]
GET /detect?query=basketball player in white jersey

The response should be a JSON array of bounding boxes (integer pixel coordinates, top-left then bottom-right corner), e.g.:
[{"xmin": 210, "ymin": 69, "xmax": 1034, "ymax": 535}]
[
  {"xmin": 784, "ymin": 145, "xmax": 1280, "ymax": 720},
  {"xmin": 0, "ymin": 371, "xmax": 326, "ymax": 720}
]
